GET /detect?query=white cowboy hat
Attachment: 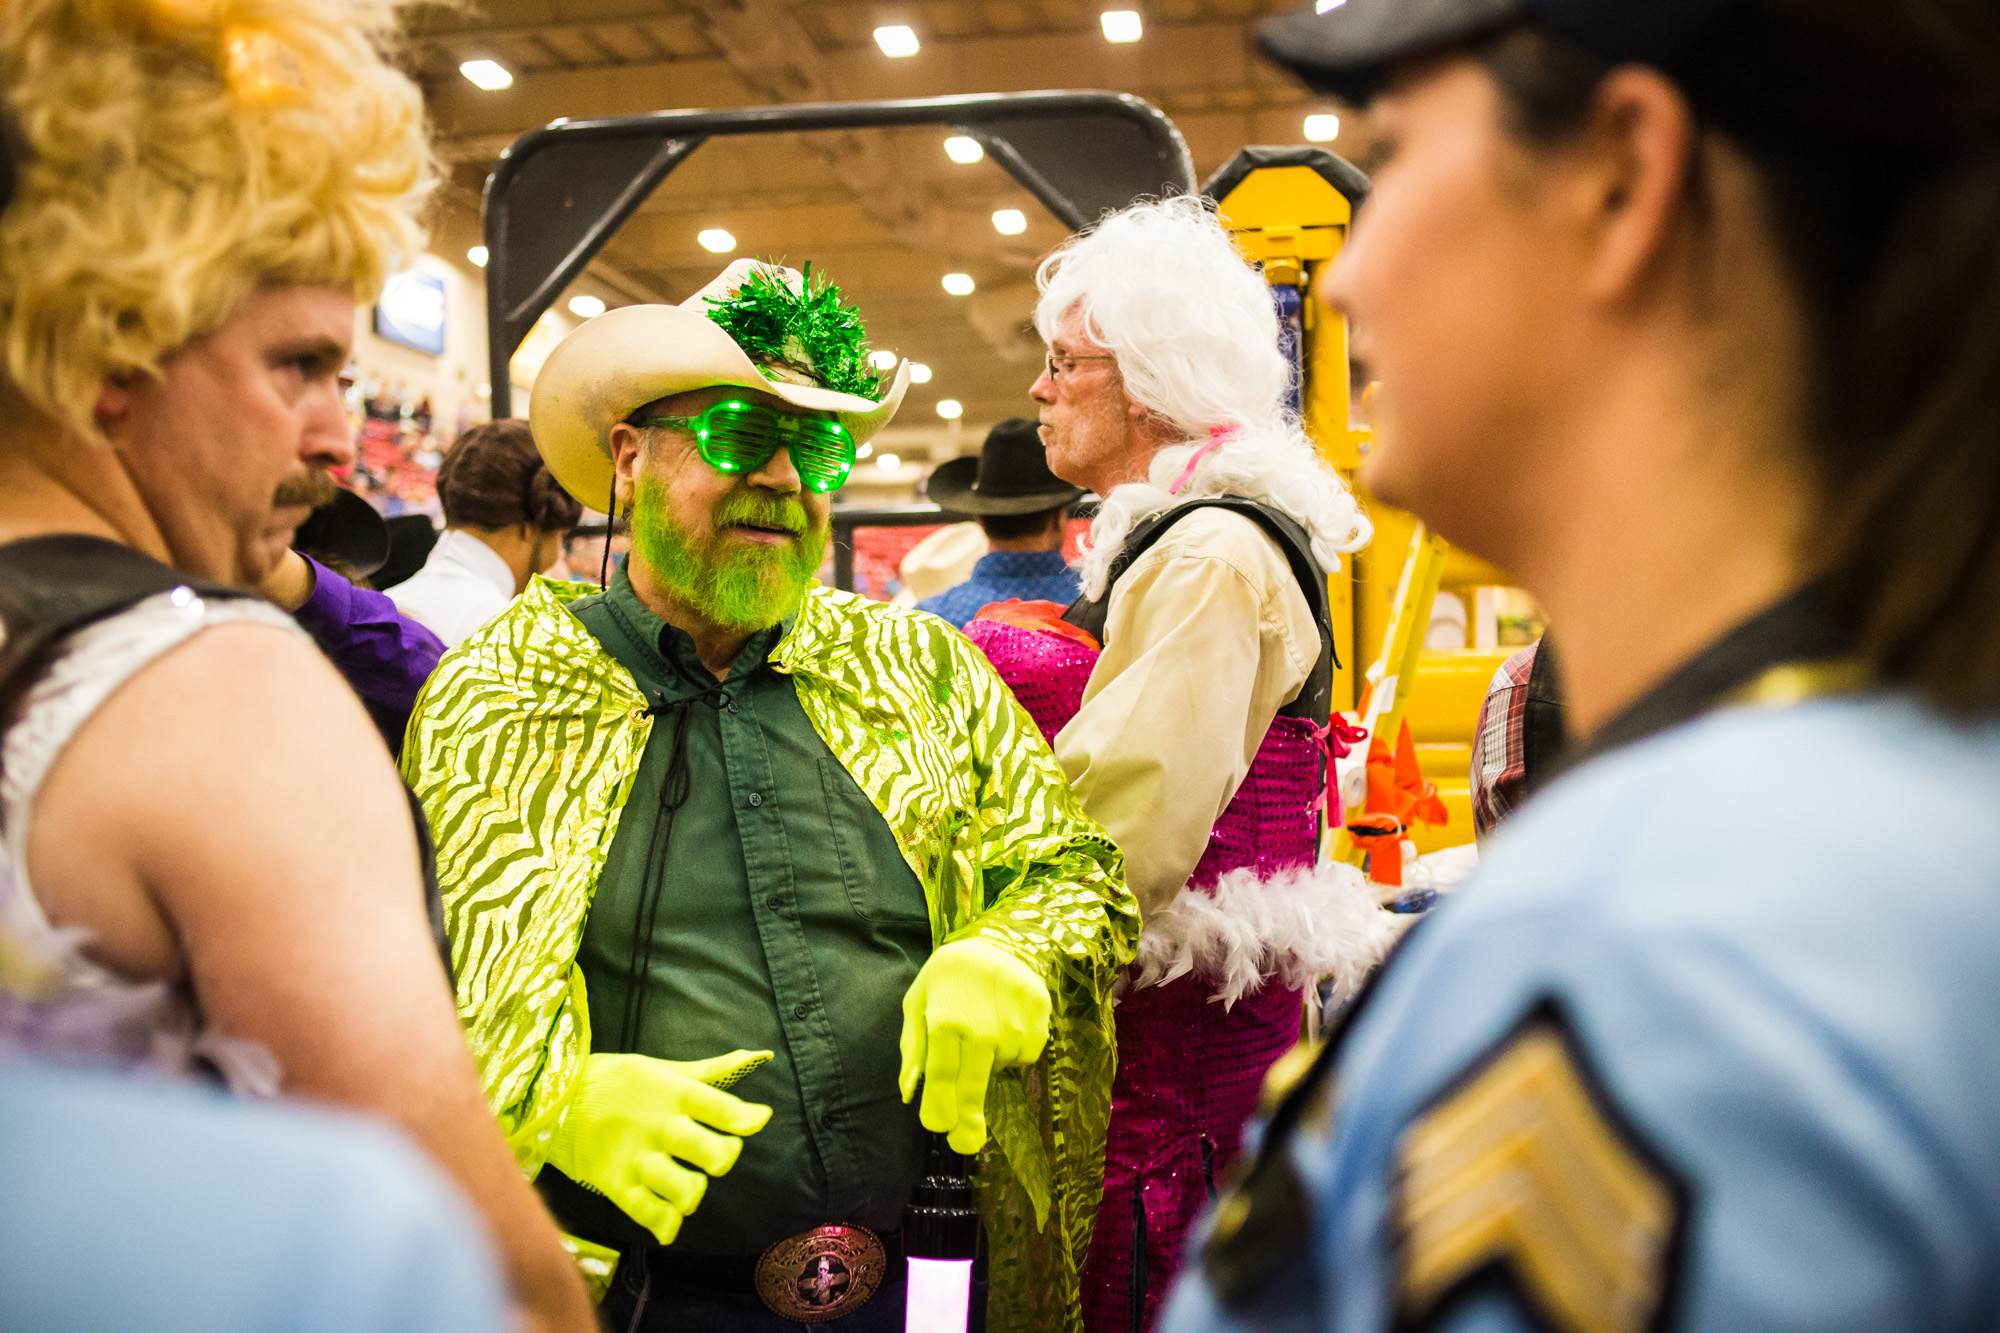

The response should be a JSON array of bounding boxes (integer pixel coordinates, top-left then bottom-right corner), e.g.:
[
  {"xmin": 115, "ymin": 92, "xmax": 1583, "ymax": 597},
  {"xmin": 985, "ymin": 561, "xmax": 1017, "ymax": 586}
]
[{"xmin": 529, "ymin": 259, "xmax": 911, "ymax": 507}]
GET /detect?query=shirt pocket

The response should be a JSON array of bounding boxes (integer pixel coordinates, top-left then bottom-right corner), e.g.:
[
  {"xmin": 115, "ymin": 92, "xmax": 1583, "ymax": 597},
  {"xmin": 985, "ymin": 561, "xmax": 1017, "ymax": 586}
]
[{"xmin": 816, "ymin": 757, "xmax": 930, "ymax": 925}]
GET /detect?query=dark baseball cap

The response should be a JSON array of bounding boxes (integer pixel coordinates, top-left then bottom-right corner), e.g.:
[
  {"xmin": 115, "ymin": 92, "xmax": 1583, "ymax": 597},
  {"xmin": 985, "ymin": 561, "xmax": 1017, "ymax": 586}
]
[{"xmin": 1258, "ymin": 0, "xmax": 1735, "ymax": 104}]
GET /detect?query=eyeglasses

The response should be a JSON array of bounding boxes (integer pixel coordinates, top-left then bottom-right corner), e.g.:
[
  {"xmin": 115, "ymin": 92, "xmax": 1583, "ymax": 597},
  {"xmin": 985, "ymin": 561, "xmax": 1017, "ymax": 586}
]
[
  {"xmin": 1043, "ymin": 351, "xmax": 1117, "ymax": 380},
  {"xmin": 637, "ymin": 399, "xmax": 857, "ymax": 493}
]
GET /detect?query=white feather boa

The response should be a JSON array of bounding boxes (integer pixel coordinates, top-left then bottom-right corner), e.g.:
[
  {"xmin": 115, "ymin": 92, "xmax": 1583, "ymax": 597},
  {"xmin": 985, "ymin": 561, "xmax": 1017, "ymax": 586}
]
[
  {"xmin": 1120, "ymin": 858, "xmax": 1406, "ymax": 1011},
  {"xmin": 1077, "ymin": 422, "xmax": 1372, "ymax": 602}
]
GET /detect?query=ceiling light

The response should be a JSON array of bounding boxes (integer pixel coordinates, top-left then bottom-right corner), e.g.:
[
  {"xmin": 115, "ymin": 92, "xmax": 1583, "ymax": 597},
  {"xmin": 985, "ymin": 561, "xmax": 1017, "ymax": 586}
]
[
  {"xmin": 467, "ymin": 245, "xmax": 489, "ymax": 268},
  {"xmin": 1100, "ymin": 10, "xmax": 1143, "ymax": 42},
  {"xmin": 936, "ymin": 400, "xmax": 963, "ymax": 419},
  {"xmin": 568, "ymin": 294, "xmax": 606, "ymax": 318},
  {"xmin": 475, "ymin": 383, "xmax": 492, "ymax": 400},
  {"xmin": 857, "ymin": 442, "xmax": 874, "ymax": 459},
  {"xmin": 908, "ymin": 363, "xmax": 933, "ymax": 383},
  {"xmin": 868, "ymin": 349, "xmax": 899, "ymax": 370},
  {"xmin": 697, "ymin": 228, "xmax": 736, "ymax": 253},
  {"xmin": 941, "ymin": 273, "xmax": 975, "ymax": 296},
  {"xmin": 943, "ymin": 135, "xmax": 983, "ymax": 164},
  {"xmin": 876, "ymin": 452, "xmax": 902, "ymax": 470},
  {"xmin": 1315, "ymin": 0, "xmax": 1347, "ymax": 10},
  {"xmin": 991, "ymin": 208, "xmax": 1027, "ymax": 235},
  {"xmin": 1304, "ymin": 113, "xmax": 1340, "ymax": 142},
  {"xmin": 459, "ymin": 60, "xmax": 513, "ymax": 91},
  {"xmin": 873, "ymin": 25, "xmax": 920, "ymax": 57}
]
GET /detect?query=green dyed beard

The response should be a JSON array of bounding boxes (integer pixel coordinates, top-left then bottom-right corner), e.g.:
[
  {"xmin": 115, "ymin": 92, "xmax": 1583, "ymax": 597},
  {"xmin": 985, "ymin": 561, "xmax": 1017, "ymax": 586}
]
[{"xmin": 630, "ymin": 478, "xmax": 829, "ymax": 632}]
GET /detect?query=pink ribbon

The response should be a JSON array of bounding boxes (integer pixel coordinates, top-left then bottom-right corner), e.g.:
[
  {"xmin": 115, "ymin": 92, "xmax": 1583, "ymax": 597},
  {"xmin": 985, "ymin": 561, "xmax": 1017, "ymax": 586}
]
[
  {"xmin": 1168, "ymin": 424, "xmax": 1240, "ymax": 495},
  {"xmin": 1307, "ymin": 715, "xmax": 1371, "ymax": 814}
]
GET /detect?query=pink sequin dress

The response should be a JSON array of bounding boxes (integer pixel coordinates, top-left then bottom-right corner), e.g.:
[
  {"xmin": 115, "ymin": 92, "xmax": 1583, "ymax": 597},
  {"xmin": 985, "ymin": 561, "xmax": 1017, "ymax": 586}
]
[{"xmin": 964, "ymin": 613, "xmax": 1325, "ymax": 1333}]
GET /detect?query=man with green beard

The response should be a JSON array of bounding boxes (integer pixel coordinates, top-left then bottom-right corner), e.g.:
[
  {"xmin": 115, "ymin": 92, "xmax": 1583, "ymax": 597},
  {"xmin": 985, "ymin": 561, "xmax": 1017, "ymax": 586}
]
[{"xmin": 403, "ymin": 261, "xmax": 1139, "ymax": 1332}]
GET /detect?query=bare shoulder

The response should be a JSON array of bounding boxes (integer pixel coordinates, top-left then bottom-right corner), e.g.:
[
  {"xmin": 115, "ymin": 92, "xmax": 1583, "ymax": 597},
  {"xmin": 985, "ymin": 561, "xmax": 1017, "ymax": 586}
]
[
  {"xmin": 43, "ymin": 616, "xmax": 405, "ymax": 861},
  {"xmin": 27, "ymin": 618, "xmax": 408, "ymax": 980},
  {"xmin": 125, "ymin": 617, "xmax": 374, "ymax": 726}
]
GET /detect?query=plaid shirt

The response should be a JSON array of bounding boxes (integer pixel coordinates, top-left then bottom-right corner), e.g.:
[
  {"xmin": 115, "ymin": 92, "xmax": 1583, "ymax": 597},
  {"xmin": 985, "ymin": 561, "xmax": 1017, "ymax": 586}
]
[{"xmin": 1470, "ymin": 640, "xmax": 1540, "ymax": 837}]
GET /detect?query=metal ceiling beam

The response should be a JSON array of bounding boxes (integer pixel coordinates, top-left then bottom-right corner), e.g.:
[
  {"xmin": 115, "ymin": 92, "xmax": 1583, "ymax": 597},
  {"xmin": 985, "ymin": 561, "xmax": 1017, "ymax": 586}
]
[
  {"xmin": 481, "ymin": 91, "xmax": 1194, "ymax": 416},
  {"xmin": 408, "ymin": 2, "xmax": 1288, "ymax": 57},
  {"xmin": 416, "ymin": 16, "xmax": 1292, "ymax": 107}
]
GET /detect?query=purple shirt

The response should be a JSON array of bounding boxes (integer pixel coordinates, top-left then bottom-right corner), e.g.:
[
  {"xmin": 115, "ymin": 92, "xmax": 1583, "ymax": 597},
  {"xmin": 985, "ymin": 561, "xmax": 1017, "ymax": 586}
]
[{"xmin": 292, "ymin": 556, "xmax": 443, "ymax": 754}]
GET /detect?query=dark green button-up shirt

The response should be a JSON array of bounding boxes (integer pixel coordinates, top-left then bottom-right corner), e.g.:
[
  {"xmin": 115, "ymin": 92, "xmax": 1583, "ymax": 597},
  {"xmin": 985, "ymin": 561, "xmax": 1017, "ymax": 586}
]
[{"xmin": 543, "ymin": 566, "xmax": 931, "ymax": 1256}]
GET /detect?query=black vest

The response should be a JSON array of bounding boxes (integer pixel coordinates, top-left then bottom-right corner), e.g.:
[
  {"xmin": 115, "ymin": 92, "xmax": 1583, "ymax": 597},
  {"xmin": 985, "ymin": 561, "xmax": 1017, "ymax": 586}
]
[{"xmin": 1061, "ymin": 498, "xmax": 1338, "ymax": 724}]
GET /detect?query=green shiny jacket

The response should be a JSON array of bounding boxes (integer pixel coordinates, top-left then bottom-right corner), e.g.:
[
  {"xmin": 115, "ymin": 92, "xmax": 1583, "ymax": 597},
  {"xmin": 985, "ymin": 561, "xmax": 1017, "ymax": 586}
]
[{"xmin": 403, "ymin": 577, "xmax": 1140, "ymax": 1330}]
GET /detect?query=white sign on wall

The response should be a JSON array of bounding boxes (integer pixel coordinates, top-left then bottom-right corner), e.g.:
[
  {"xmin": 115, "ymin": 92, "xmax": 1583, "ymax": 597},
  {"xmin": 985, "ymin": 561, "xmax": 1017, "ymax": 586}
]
[{"xmin": 375, "ymin": 268, "xmax": 447, "ymax": 356}]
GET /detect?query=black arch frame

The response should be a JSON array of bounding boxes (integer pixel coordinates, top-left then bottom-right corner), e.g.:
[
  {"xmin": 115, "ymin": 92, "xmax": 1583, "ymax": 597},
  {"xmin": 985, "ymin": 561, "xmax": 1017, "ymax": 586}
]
[{"xmin": 481, "ymin": 90, "xmax": 1196, "ymax": 417}]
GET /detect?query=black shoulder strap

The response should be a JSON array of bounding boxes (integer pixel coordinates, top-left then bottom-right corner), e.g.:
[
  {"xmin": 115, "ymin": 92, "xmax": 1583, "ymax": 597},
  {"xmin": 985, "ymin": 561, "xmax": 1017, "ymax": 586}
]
[
  {"xmin": 1520, "ymin": 633, "xmax": 1568, "ymax": 798},
  {"xmin": 0, "ymin": 535, "xmax": 249, "ymax": 730},
  {"xmin": 1062, "ymin": 498, "xmax": 1337, "ymax": 722}
]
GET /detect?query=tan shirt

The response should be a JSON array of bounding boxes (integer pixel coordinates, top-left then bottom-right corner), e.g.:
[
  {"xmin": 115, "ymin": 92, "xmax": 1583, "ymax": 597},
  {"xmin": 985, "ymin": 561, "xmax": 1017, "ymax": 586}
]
[{"xmin": 1053, "ymin": 507, "xmax": 1318, "ymax": 919}]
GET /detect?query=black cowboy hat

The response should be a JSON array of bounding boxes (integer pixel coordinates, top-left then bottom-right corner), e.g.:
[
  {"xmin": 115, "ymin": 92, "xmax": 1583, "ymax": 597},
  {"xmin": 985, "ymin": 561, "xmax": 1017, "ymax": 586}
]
[
  {"xmin": 375, "ymin": 514, "xmax": 441, "ymax": 591},
  {"xmin": 291, "ymin": 486, "xmax": 390, "ymax": 581},
  {"xmin": 925, "ymin": 418, "xmax": 1087, "ymax": 517}
]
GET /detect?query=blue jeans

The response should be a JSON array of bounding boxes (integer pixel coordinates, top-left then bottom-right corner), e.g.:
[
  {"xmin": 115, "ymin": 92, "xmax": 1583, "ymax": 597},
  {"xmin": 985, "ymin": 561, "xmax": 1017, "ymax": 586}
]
[{"xmin": 598, "ymin": 1257, "xmax": 908, "ymax": 1333}]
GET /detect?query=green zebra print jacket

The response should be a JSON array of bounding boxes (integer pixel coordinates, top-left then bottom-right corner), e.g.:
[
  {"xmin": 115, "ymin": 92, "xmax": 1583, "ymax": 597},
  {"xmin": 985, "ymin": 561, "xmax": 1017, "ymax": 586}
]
[{"xmin": 402, "ymin": 575, "xmax": 1139, "ymax": 1330}]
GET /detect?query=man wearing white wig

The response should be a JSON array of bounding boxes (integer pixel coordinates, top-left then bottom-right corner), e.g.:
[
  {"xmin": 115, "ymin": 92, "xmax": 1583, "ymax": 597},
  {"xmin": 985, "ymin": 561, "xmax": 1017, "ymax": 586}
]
[{"xmin": 960, "ymin": 196, "xmax": 1400, "ymax": 1330}]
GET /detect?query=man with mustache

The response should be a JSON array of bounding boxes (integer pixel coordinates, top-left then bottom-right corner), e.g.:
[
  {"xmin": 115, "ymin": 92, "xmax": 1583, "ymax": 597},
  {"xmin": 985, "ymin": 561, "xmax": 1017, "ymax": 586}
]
[
  {"xmin": 404, "ymin": 261, "xmax": 1139, "ymax": 1331},
  {"xmin": 0, "ymin": 0, "xmax": 596, "ymax": 1328}
]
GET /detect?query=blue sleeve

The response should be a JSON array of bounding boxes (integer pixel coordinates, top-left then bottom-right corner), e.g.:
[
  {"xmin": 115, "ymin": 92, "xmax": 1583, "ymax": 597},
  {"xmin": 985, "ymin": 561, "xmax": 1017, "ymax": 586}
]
[
  {"xmin": 291, "ymin": 555, "xmax": 443, "ymax": 753},
  {"xmin": 0, "ymin": 1061, "xmax": 508, "ymax": 1333},
  {"xmin": 1315, "ymin": 901, "xmax": 1993, "ymax": 1331},
  {"xmin": 915, "ymin": 588, "xmax": 970, "ymax": 628}
]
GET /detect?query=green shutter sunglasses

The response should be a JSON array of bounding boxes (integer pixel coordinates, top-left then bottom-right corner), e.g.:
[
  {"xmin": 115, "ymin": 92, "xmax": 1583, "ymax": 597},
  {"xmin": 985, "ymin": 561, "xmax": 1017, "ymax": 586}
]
[{"xmin": 636, "ymin": 398, "xmax": 857, "ymax": 493}]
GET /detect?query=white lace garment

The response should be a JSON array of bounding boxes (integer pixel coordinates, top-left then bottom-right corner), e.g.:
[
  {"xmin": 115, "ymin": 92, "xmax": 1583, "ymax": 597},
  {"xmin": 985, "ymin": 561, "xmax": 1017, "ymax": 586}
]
[{"xmin": 0, "ymin": 585, "xmax": 297, "ymax": 1094}]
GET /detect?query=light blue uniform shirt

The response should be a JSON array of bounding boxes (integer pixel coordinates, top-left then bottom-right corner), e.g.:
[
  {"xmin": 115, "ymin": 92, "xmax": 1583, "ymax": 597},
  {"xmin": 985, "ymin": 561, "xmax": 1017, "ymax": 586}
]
[
  {"xmin": 0, "ymin": 1061, "xmax": 507, "ymax": 1332},
  {"xmin": 1164, "ymin": 693, "xmax": 2000, "ymax": 1332}
]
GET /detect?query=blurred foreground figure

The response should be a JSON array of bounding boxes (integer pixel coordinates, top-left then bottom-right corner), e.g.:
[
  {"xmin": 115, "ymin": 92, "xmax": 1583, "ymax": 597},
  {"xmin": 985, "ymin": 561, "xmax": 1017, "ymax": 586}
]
[
  {"xmin": 964, "ymin": 196, "xmax": 1400, "ymax": 1332},
  {"xmin": 1165, "ymin": 1, "xmax": 2000, "ymax": 1330},
  {"xmin": 0, "ymin": 1057, "xmax": 506, "ymax": 1333},
  {"xmin": 0, "ymin": 1, "xmax": 590, "ymax": 1326},
  {"xmin": 404, "ymin": 260, "xmax": 1138, "ymax": 1331}
]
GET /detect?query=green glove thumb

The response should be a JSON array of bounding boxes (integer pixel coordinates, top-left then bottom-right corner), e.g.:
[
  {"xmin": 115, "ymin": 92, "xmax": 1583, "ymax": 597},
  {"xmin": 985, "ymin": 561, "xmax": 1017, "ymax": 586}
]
[{"xmin": 680, "ymin": 1048, "xmax": 775, "ymax": 1094}]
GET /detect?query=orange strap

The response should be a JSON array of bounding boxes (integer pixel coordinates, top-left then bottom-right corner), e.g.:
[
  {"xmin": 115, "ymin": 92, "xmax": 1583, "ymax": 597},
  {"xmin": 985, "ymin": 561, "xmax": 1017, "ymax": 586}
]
[{"xmin": 1346, "ymin": 813, "xmax": 1405, "ymax": 888}]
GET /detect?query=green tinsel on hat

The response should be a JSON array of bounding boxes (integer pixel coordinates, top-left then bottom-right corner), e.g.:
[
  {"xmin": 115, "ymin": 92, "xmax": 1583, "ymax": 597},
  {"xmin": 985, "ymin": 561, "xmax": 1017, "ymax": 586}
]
[{"xmin": 702, "ymin": 261, "xmax": 882, "ymax": 400}]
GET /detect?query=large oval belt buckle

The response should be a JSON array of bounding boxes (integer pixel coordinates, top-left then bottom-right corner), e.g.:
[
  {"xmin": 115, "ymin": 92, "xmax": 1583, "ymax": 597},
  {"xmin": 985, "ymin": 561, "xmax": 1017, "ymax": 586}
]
[{"xmin": 754, "ymin": 1223, "xmax": 887, "ymax": 1323}]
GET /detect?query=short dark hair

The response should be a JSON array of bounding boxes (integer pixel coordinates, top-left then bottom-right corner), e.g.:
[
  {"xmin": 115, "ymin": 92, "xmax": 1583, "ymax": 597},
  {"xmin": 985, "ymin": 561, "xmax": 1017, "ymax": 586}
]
[
  {"xmin": 435, "ymin": 419, "xmax": 584, "ymax": 534},
  {"xmin": 1481, "ymin": 1, "xmax": 2000, "ymax": 712},
  {"xmin": 977, "ymin": 506, "xmax": 1069, "ymax": 542}
]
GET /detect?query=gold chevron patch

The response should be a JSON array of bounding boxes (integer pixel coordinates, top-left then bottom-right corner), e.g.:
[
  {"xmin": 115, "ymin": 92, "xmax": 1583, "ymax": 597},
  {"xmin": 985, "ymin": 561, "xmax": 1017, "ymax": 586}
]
[{"xmin": 1393, "ymin": 1013, "xmax": 1681, "ymax": 1333}]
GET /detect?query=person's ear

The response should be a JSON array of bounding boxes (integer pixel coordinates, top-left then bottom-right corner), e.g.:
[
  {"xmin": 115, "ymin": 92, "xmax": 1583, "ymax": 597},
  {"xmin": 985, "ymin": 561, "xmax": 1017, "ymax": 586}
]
[
  {"xmin": 94, "ymin": 372, "xmax": 136, "ymax": 439},
  {"xmin": 609, "ymin": 422, "xmax": 643, "ymax": 511},
  {"xmin": 1576, "ymin": 66, "xmax": 1700, "ymax": 305}
]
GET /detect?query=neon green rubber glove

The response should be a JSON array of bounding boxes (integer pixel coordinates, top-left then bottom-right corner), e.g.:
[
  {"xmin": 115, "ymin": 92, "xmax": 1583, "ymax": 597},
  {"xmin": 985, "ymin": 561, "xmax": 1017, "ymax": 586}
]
[
  {"xmin": 546, "ymin": 1049, "xmax": 774, "ymax": 1246},
  {"xmin": 898, "ymin": 939, "xmax": 1051, "ymax": 1153}
]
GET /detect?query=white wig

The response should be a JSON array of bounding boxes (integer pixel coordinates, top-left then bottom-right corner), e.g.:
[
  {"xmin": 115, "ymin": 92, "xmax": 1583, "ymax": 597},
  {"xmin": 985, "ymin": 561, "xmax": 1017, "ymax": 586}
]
[{"xmin": 1035, "ymin": 196, "xmax": 1372, "ymax": 598}]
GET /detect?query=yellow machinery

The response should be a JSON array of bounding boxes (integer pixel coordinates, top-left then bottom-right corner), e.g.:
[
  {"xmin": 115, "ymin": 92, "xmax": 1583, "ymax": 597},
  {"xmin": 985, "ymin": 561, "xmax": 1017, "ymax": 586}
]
[{"xmin": 1204, "ymin": 147, "xmax": 1528, "ymax": 857}]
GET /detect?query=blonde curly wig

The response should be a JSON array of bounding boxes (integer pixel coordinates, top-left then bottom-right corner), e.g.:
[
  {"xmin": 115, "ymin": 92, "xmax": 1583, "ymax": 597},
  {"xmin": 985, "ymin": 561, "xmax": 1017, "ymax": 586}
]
[{"xmin": 0, "ymin": 0, "xmax": 435, "ymax": 439}]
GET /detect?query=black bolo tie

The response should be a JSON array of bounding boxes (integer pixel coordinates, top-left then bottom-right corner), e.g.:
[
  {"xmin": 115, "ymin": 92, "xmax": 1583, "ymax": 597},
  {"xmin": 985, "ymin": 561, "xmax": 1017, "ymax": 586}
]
[{"xmin": 614, "ymin": 687, "xmax": 707, "ymax": 1050}]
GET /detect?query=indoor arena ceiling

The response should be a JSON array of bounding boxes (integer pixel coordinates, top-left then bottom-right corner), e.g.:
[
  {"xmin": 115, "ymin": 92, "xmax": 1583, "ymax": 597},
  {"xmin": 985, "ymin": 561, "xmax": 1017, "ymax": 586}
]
[{"xmin": 406, "ymin": 0, "xmax": 1364, "ymax": 459}]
